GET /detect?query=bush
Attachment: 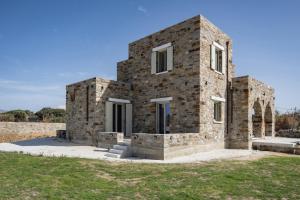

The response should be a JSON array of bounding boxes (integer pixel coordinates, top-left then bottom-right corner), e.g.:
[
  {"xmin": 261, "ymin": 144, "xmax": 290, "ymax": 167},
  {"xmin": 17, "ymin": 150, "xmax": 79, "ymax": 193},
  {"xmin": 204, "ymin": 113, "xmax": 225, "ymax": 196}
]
[
  {"xmin": 0, "ymin": 108, "xmax": 65, "ymax": 123},
  {"xmin": 0, "ymin": 113, "xmax": 15, "ymax": 122},
  {"xmin": 35, "ymin": 107, "xmax": 65, "ymax": 123},
  {"xmin": 4, "ymin": 110, "xmax": 29, "ymax": 122}
]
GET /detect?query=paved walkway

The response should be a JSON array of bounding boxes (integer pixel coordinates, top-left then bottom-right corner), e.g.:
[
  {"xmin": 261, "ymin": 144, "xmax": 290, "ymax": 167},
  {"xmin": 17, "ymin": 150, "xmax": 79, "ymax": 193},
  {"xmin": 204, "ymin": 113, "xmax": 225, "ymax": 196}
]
[{"xmin": 0, "ymin": 137, "xmax": 274, "ymax": 163}]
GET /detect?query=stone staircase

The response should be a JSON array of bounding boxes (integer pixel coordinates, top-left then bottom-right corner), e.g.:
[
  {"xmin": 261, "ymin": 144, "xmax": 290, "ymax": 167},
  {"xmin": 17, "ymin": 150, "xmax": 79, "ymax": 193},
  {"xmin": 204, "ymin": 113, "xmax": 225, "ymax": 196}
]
[{"xmin": 105, "ymin": 139, "xmax": 131, "ymax": 158}]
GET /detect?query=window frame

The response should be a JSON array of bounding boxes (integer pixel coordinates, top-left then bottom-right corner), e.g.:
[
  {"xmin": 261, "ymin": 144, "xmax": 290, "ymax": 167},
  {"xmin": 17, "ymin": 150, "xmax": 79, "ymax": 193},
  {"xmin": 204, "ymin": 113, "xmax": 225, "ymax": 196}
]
[
  {"xmin": 211, "ymin": 41, "xmax": 225, "ymax": 75},
  {"xmin": 213, "ymin": 101, "xmax": 222, "ymax": 123},
  {"xmin": 156, "ymin": 102, "xmax": 171, "ymax": 134},
  {"xmin": 215, "ymin": 48, "xmax": 223, "ymax": 73},
  {"xmin": 156, "ymin": 49, "xmax": 168, "ymax": 73},
  {"xmin": 152, "ymin": 43, "xmax": 173, "ymax": 75}
]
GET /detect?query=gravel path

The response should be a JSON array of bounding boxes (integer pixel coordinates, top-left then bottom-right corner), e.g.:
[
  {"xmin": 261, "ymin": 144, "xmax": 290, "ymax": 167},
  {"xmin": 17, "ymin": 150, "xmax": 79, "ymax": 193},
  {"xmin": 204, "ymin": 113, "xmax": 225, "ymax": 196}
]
[{"xmin": 0, "ymin": 137, "xmax": 271, "ymax": 163}]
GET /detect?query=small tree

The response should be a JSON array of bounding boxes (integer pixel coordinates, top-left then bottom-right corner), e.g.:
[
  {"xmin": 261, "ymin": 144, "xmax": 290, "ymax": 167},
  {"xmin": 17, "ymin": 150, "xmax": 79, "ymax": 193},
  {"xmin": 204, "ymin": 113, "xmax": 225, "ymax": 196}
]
[
  {"xmin": 0, "ymin": 113, "xmax": 15, "ymax": 122},
  {"xmin": 5, "ymin": 110, "xmax": 29, "ymax": 122}
]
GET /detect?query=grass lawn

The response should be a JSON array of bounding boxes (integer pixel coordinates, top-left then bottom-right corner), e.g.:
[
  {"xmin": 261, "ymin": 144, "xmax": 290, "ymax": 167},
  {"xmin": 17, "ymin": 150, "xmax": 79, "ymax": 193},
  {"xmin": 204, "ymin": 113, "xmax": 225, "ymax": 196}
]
[{"xmin": 0, "ymin": 153, "xmax": 300, "ymax": 199}]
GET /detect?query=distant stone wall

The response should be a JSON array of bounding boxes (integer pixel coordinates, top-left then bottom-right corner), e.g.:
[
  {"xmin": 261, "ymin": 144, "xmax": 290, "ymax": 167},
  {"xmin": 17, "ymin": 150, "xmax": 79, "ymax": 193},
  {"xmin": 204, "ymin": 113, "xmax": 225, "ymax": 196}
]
[
  {"xmin": 276, "ymin": 130, "xmax": 300, "ymax": 138},
  {"xmin": 0, "ymin": 122, "xmax": 65, "ymax": 142},
  {"xmin": 131, "ymin": 133, "xmax": 224, "ymax": 160}
]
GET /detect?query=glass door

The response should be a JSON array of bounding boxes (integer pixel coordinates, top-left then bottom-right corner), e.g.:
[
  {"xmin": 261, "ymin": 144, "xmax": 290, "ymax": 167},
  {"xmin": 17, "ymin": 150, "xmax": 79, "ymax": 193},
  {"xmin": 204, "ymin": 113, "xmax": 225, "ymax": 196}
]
[
  {"xmin": 112, "ymin": 103, "xmax": 123, "ymax": 132},
  {"xmin": 156, "ymin": 102, "xmax": 171, "ymax": 134}
]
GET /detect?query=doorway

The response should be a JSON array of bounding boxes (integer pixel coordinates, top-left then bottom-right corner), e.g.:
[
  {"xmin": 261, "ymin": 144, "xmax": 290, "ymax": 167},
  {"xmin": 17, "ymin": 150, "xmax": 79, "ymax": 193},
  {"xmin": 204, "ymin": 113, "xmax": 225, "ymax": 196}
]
[
  {"xmin": 112, "ymin": 103, "xmax": 124, "ymax": 133},
  {"xmin": 156, "ymin": 102, "xmax": 171, "ymax": 134},
  {"xmin": 105, "ymin": 99, "xmax": 132, "ymax": 137}
]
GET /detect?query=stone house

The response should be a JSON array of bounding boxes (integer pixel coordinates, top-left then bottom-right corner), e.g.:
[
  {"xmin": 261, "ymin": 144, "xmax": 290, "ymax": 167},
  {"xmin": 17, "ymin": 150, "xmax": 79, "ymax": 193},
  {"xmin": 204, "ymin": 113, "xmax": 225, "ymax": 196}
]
[{"xmin": 66, "ymin": 15, "xmax": 275, "ymax": 159}]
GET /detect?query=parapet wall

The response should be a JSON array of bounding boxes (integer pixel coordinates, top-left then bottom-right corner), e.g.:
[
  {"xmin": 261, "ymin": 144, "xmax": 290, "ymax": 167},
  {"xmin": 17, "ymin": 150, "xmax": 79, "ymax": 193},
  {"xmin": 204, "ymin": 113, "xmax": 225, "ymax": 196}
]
[
  {"xmin": 0, "ymin": 122, "xmax": 66, "ymax": 142},
  {"xmin": 131, "ymin": 133, "xmax": 224, "ymax": 160}
]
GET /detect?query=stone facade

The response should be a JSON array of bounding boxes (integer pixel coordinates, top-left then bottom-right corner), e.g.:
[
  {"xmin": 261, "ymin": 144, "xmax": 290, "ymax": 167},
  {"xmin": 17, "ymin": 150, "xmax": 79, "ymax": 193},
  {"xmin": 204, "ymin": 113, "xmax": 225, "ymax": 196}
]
[
  {"xmin": 228, "ymin": 76, "xmax": 275, "ymax": 149},
  {"xmin": 96, "ymin": 132, "xmax": 124, "ymax": 149},
  {"xmin": 66, "ymin": 77, "xmax": 130, "ymax": 144},
  {"xmin": 66, "ymin": 15, "xmax": 276, "ymax": 157},
  {"xmin": 131, "ymin": 132, "xmax": 224, "ymax": 160}
]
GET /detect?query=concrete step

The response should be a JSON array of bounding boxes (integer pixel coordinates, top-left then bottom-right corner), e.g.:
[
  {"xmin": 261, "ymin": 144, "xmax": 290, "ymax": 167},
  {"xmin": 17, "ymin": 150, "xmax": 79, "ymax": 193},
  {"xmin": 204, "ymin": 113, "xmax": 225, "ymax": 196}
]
[
  {"xmin": 109, "ymin": 149, "xmax": 124, "ymax": 154},
  {"xmin": 113, "ymin": 144, "xmax": 128, "ymax": 151},
  {"xmin": 104, "ymin": 140, "xmax": 132, "ymax": 159}
]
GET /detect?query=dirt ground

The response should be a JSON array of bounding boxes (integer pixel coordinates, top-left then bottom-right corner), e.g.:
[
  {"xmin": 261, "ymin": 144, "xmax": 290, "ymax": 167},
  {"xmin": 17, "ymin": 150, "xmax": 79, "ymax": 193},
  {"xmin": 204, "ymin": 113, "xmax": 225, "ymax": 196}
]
[{"xmin": 0, "ymin": 133, "xmax": 56, "ymax": 143}]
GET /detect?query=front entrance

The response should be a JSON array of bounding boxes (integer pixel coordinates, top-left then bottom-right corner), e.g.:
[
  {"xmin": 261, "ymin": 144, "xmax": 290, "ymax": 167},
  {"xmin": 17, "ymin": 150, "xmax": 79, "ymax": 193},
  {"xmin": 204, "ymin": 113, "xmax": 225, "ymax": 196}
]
[
  {"xmin": 112, "ymin": 103, "xmax": 124, "ymax": 132},
  {"xmin": 105, "ymin": 98, "xmax": 132, "ymax": 137}
]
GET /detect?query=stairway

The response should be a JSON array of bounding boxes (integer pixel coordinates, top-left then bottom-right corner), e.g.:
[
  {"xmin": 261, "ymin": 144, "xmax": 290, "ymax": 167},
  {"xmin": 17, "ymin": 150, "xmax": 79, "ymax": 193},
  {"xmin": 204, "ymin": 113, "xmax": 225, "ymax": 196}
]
[{"xmin": 105, "ymin": 140, "xmax": 131, "ymax": 158}]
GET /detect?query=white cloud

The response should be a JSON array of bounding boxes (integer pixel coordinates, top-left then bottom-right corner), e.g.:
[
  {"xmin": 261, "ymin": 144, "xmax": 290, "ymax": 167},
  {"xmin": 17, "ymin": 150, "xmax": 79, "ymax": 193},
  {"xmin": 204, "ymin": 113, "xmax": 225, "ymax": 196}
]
[
  {"xmin": 137, "ymin": 5, "xmax": 148, "ymax": 15},
  {"xmin": 58, "ymin": 71, "xmax": 89, "ymax": 78},
  {"xmin": 55, "ymin": 105, "xmax": 66, "ymax": 109},
  {"xmin": 0, "ymin": 79, "xmax": 63, "ymax": 93}
]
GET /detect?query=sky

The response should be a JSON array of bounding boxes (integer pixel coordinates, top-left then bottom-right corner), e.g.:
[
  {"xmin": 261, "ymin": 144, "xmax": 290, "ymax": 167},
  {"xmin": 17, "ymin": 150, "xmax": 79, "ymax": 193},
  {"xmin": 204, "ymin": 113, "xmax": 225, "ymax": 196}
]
[{"xmin": 0, "ymin": 0, "xmax": 299, "ymax": 112}]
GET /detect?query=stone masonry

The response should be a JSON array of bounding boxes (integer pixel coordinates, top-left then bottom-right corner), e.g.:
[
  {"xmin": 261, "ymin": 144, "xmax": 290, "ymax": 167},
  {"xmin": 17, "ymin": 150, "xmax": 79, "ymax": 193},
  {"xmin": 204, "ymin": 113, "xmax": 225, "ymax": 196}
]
[{"xmin": 66, "ymin": 15, "xmax": 275, "ymax": 157}]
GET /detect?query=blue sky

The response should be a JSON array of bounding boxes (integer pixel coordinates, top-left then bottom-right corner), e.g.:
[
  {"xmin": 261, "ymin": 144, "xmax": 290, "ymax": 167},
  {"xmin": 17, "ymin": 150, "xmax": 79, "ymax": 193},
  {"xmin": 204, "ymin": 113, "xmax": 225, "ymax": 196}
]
[{"xmin": 0, "ymin": 0, "xmax": 299, "ymax": 112}]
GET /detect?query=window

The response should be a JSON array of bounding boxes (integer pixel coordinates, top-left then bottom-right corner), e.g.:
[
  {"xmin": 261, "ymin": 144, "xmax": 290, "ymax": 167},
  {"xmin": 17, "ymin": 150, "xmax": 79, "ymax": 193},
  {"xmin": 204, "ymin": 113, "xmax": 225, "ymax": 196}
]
[
  {"xmin": 156, "ymin": 102, "xmax": 171, "ymax": 134},
  {"xmin": 214, "ymin": 101, "xmax": 222, "ymax": 122},
  {"xmin": 215, "ymin": 48, "xmax": 223, "ymax": 73},
  {"xmin": 151, "ymin": 43, "xmax": 173, "ymax": 74},
  {"xmin": 156, "ymin": 50, "xmax": 167, "ymax": 73},
  {"xmin": 112, "ymin": 103, "xmax": 123, "ymax": 132},
  {"xmin": 211, "ymin": 42, "xmax": 225, "ymax": 74},
  {"xmin": 86, "ymin": 86, "xmax": 89, "ymax": 121}
]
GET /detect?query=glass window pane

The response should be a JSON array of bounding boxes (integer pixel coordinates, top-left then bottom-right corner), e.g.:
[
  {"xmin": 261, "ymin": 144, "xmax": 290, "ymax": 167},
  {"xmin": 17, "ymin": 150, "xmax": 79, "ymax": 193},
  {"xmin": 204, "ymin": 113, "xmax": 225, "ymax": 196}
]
[
  {"xmin": 113, "ymin": 104, "xmax": 116, "ymax": 132},
  {"xmin": 165, "ymin": 103, "xmax": 171, "ymax": 133},
  {"xmin": 158, "ymin": 104, "xmax": 165, "ymax": 134}
]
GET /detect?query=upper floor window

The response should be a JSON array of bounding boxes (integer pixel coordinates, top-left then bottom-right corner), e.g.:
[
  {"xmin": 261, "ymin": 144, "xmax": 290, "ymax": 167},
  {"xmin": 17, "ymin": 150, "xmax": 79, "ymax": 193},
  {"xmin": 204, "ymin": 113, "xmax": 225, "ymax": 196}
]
[
  {"xmin": 151, "ymin": 43, "xmax": 173, "ymax": 74},
  {"xmin": 211, "ymin": 42, "xmax": 226, "ymax": 74},
  {"xmin": 157, "ymin": 50, "xmax": 167, "ymax": 73}
]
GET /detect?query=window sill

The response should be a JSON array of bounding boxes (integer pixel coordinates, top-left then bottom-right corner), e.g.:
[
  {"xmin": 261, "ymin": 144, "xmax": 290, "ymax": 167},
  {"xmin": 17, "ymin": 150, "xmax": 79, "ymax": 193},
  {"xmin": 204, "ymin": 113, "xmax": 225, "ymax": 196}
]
[
  {"xmin": 214, "ymin": 70, "xmax": 224, "ymax": 75},
  {"xmin": 155, "ymin": 71, "xmax": 169, "ymax": 75},
  {"xmin": 213, "ymin": 120, "xmax": 223, "ymax": 124}
]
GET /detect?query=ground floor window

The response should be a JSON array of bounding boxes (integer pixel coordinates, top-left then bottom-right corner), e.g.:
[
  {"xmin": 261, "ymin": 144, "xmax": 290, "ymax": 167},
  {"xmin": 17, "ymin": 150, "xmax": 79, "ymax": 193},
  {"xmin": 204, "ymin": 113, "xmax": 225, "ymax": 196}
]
[
  {"xmin": 214, "ymin": 101, "xmax": 222, "ymax": 122},
  {"xmin": 156, "ymin": 102, "xmax": 171, "ymax": 134}
]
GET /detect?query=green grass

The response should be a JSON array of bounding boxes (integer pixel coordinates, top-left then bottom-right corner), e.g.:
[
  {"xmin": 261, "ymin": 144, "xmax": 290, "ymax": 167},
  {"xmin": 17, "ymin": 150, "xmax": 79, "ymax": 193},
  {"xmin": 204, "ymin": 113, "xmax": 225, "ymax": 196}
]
[{"xmin": 0, "ymin": 153, "xmax": 300, "ymax": 200}]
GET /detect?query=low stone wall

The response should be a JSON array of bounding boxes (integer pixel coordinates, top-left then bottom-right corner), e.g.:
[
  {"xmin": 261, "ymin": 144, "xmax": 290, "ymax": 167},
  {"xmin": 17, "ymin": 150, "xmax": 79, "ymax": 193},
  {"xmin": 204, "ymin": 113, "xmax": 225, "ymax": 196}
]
[
  {"xmin": 253, "ymin": 141, "xmax": 300, "ymax": 155},
  {"xmin": 131, "ymin": 133, "xmax": 165, "ymax": 159},
  {"xmin": 131, "ymin": 133, "xmax": 224, "ymax": 160},
  {"xmin": 276, "ymin": 130, "xmax": 300, "ymax": 138},
  {"xmin": 0, "ymin": 122, "xmax": 66, "ymax": 143},
  {"xmin": 96, "ymin": 132, "xmax": 124, "ymax": 149}
]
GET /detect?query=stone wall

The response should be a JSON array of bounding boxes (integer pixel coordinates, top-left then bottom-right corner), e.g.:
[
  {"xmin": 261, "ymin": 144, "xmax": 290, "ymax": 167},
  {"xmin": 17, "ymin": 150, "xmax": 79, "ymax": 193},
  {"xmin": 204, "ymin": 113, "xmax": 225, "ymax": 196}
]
[
  {"xmin": 96, "ymin": 132, "xmax": 124, "ymax": 148},
  {"xmin": 199, "ymin": 16, "xmax": 234, "ymax": 146},
  {"xmin": 117, "ymin": 15, "xmax": 234, "ymax": 137},
  {"xmin": 0, "ymin": 122, "xmax": 65, "ymax": 142},
  {"xmin": 66, "ymin": 77, "xmax": 130, "ymax": 145},
  {"xmin": 276, "ymin": 130, "xmax": 300, "ymax": 138},
  {"xmin": 131, "ymin": 133, "xmax": 224, "ymax": 160},
  {"xmin": 229, "ymin": 76, "xmax": 275, "ymax": 149},
  {"xmin": 117, "ymin": 15, "xmax": 201, "ymax": 133}
]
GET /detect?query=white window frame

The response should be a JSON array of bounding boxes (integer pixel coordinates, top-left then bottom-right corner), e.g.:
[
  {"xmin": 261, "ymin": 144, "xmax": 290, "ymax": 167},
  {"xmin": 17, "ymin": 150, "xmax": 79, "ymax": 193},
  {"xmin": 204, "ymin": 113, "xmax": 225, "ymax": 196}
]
[
  {"xmin": 211, "ymin": 96, "xmax": 224, "ymax": 123},
  {"xmin": 156, "ymin": 101, "xmax": 171, "ymax": 134},
  {"xmin": 151, "ymin": 43, "xmax": 173, "ymax": 74},
  {"xmin": 211, "ymin": 41, "xmax": 226, "ymax": 75},
  {"xmin": 151, "ymin": 97, "xmax": 172, "ymax": 134}
]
